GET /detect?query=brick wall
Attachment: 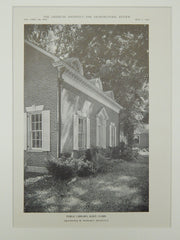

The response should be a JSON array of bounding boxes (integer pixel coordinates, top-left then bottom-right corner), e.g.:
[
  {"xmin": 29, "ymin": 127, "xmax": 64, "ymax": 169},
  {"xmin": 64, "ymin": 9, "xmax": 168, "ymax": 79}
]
[
  {"xmin": 24, "ymin": 43, "xmax": 58, "ymax": 167},
  {"xmin": 24, "ymin": 42, "xmax": 120, "ymax": 168}
]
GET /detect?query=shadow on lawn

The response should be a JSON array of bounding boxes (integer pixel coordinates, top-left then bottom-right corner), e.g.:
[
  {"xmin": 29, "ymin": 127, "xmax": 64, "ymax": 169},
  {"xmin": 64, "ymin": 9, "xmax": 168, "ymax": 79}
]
[{"xmin": 24, "ymin": 157, "xmax": 149, "ymax": 212}]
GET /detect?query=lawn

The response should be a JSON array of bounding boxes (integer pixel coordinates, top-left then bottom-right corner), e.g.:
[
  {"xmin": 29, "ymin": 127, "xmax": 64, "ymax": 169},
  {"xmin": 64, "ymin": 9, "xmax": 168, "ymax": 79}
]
[{"xmin": 24, "ymin": 156, "xmax": 149, "ymax": 212}]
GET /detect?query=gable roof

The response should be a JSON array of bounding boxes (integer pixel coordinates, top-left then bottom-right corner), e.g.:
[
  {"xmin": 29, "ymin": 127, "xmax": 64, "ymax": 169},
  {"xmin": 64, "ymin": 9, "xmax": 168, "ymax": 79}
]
[{"xmin": 25, "ymin": 40, "xmax": 123, "ymax": 113}]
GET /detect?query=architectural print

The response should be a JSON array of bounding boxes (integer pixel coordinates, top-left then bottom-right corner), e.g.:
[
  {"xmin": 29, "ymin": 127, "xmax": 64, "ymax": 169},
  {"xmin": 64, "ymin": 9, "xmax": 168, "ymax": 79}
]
[{"xmin": 24, "ymin": 24, "xmax": 149, "ymax": 213}]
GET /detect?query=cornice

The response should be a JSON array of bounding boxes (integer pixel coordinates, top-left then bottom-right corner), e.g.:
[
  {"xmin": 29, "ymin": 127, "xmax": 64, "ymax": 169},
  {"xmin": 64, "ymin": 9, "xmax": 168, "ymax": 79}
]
[
  {"xmin": 25, "ymin": 40, "xmax": 123, "ymax": 113},
  {"xmin": 54, "ymin": 61, "xmax": 122, "ymax": 113}
]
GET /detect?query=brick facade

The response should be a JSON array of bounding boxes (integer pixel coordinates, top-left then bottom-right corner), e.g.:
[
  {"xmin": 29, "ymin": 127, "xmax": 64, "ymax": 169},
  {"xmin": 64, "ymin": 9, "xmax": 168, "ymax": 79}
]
[
  {"xmin": 24, "ymin": 42, "xmax": 121, "ymax": 170},
  {"xmin": 24, "ymin": 43, "xmax": 58, "ymax": 167}
]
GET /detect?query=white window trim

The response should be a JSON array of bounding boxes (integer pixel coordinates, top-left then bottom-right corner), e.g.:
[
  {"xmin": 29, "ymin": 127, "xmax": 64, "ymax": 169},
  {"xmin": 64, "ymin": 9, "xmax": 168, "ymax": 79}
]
[
  {"xmin": 26, "ymin": 105, "xmax": 44, "ymax": 112},
  {"xmin": 109, "ymin": 122, "xmax": 117, "ymax": 147},
  {"xmin": 77, "ymin": 110, "xmax": 87, "ymax": 118},
  {"xmin": 28, "ymin": 113, "xmax": 43, "ymax": 151},
  {"xmin": 78, "ymin": 116, "xmax": 87, "ymax": 150},
  {"xmin": 24, "ymin": 105, "xmax": 50, "ymax": 152},
  {"xmin": 96, "ymin": 108, "xmax": 108, "ymax": 148},
  {"xmin": 73, "ymin": 111, "xmax": 90, "ymax": 150}
]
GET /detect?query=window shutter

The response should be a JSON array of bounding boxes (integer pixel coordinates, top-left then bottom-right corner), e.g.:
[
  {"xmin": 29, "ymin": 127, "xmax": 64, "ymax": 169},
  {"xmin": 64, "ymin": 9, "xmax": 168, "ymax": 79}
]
[
  {"xmin": 103, "ymin": 121, "xmax": 106, "ymax": 148},
  {"xmin": 96, "ymin": 117, "xmax": 99, "ymax": 147},
  {"xmin": 86, "ymin": 117, "xmax": 90, "ymax": 149},
  {"xmin": 114, "ymin": 126, "xmax": 117, "ymax": 146},
  {"xmin": 109, "ymin": 124, "xmax": 112, "ymax": 147},
  {"xmin": 24, "ymin": 113, "xmax": 27, "ymax": 150},
  {"xmin": 73, "ymin": 114, "xmax": 79, "ymax": 150},
  {"xmin": 42, "ymin": 110, "xmax": 50, "ymax": 151}
]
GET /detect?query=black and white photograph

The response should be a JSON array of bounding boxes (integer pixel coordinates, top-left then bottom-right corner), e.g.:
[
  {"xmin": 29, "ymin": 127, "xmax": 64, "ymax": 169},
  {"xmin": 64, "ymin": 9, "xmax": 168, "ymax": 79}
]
[{"xmin": 23, "ymin": 24, "xmax": 149, "ymax": 213}]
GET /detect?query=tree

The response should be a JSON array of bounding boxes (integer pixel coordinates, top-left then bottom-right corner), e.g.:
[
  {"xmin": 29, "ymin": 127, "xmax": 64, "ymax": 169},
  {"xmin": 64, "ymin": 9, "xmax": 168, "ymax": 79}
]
[{"xmin": 25, "ymin": 24, "xmax": 149, "ymax": 147}]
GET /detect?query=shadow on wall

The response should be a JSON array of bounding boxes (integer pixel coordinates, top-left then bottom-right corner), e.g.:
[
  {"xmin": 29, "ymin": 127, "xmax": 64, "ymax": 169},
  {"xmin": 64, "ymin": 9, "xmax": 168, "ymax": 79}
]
[
  {"xmin": 61, "ymin": 89, "xmax": 79, "ymax": 152},
  {"xmin": 61, "ymin": 88, "xmax": 94, "ymax": 153}
]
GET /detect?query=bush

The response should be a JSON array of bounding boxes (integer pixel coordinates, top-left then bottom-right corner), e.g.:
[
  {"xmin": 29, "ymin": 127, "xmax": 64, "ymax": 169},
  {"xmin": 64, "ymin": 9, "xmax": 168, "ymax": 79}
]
[
  {"xmin": 122, "ymin": 146, "xmax": 139, "ymax": 161},
  {"xmin": 84, "ymin": 149, "xmax": 92, "ymax": 161},
  {"xmin": 61, "ymin": 152, "xmax": 71, "ymax": 158},
  {"xmin": 111, "ymin": 146, "xmax": 121, "ymax": 159},
  {"xmin": 93, "ymin": 153, "xmax": 110, "ymax": 174},
  {"xmin": 47, "ymin": 156, "xmax": 76, "ymax": 180},
  {"xmin": 85, "ymin": 146, "xmax": 122, "ymax": 161},
  {"xmin": 76, "ymin": 159, "xmax": 95, "ymax": 177},
  {"xmin": 47, "ymin": 155, "xmax": 95, "ymax": 180},
  {"xmin": 84, "ymin": 147, "xmax": 99, "ymax": 162},
  {"xmin": 47, "ymin": 146, "xmax": 124, "ymax": 180}
]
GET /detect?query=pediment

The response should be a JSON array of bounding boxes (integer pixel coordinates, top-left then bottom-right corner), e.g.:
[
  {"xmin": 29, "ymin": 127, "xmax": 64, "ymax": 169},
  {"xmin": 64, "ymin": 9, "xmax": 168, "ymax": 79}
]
[
  {"xmin": 97, "ymin": 107, "xmax": 109, "ymax": 120},
  {"xmin": 64, "ymin": 58, "xmax": 84, "ymax": 76}
]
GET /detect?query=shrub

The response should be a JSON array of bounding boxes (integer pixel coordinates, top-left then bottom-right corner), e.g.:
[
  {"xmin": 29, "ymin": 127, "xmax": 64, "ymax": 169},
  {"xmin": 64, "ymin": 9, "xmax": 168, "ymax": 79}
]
[
  {"xmin": 61, "ymin": 152, "xmax": 71, "ymax": 158},
  {"xmin": 111, "ymin": 146, "xmax": 121, "ymax": 159},
  {"xmin": 47, "ymin": 155, "xmax": 95, "ymax": 180},
  {"xmin": 99, "ymin": 147, "xmax": 111, "ymax": 158},
  {"xmin": 122, "ymin": 146, "xmax": 139, "ymax": 161},
  {"xmin": 119, "ymin": 141, "xmax": 126, "ymax": 153},
  {"xmin": 85, "ymin": 147, "xmax": 99, "ymax": 162},
  {"xmin": 47, "ymin": 157, "xmax": 76, "ymax": 180},
  {"xmin": 85, "ymin": 149, "xmax": 92, "ymax": 161},
  {"xmin": 93, "ymin": 153, "xmax": 110, "ymax": 174},
  {"xmin": 76, "ymin": 159, "xmax": 95, "ymax": 177}
]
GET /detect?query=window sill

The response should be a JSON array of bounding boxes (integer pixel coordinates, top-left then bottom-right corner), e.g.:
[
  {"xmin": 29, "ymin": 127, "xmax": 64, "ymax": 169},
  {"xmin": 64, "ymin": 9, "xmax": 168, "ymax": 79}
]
[{"xmin": 26, "ymin": 149, "xmax": 44, "ymax": 153}]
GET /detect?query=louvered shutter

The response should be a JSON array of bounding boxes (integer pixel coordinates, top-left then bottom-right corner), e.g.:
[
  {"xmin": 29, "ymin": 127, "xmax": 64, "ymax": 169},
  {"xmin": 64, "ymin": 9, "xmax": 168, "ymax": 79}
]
[
  {"xmin": 42, "ymin": 110, "xmax": 50, "ymax": 151},
  {"xmin": 24, "ymin": 113, "xmax": 27, "ymax": 150},
  {"xmin": 86, "ymin": 117, "xmax": 90, "ymax": 149},
  {"xmin": 103, "ymin": 121, "xmax": 106, "ymax": 148},
  {"xmin": 96, "ymin": 117, "xmax": 99, "ymax": 147},
  {"xmin": 73, "ymin": 114, "xmax": 79, "ymax": 150},
  {"xmin": 109, "ymin": 124, "xmax": 112, "ymax": 147},
  {"xmin": 114, "ymin": 126, "xmax": 117, "ymax": 146}
]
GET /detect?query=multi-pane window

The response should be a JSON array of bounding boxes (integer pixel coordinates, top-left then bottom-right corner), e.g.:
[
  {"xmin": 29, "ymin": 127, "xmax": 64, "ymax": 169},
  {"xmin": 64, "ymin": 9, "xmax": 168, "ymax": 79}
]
[
  {"xmin": 24, "ymin": 105, "xmax": 50, "ymax": 152},
  {"xmin": 78, "ymin": 118, "xmax": 86, "ymax": 149},
  {"xmin": 31, "ymin": 113, "xmax": 42, "ymax": 149},
  {"xmin": 96, "ymin": 108, "xmax": 108, "ymax": 149},
  {"xmin": 73, "ymin": 113, "xmax": 90, "ymax": 150},
  {"xmin": 110, "ymin": 123, "xmax": 116, "ymax": 147},
  {"xmin": 96, "ymin": 114, "xmax": 106, "ymax": 148},
  {"xmin": 111, "ymin": 125, "xmax": 115, "ymax": 147}
]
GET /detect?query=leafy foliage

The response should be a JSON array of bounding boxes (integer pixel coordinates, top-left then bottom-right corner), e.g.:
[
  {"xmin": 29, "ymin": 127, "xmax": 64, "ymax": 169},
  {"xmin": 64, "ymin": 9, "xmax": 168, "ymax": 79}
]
[
  {"xmin": 47, "ymin": 156, "xmax": 76, "ymax": 180},
  {"xmin": 47, "ymin": 155, "xmax": 95, "ymax": 180},
  {"xmin": 25, "ymin": 24, "xmax": 149, "ymax": 145}
]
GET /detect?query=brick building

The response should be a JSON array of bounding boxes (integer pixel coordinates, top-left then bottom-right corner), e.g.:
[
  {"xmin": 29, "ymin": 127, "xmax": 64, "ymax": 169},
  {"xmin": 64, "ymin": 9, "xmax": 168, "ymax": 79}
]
[{"xmin": 24, "ymin": 40, "xmax": 122, "ymax": 172}]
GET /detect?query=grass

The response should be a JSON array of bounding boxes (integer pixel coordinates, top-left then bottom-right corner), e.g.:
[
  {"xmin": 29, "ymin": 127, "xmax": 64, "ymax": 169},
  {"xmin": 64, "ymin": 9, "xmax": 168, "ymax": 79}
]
[{"xmin": 24, "ymin": 156, "xmax": 149, "ymax": 212}]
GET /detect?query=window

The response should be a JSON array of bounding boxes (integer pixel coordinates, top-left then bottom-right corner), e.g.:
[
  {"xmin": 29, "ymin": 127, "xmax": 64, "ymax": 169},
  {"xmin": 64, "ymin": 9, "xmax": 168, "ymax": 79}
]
[
  {"xmin": 96, "ymin": 108, "xmax": 109, "ymax": 148},
  {"xmin": 96, "ymin": 115, "xmax": 106, "ymax": 148},
  {"xmin": 31, "ymin": 113, "xmax": 42, "ymax": 149},
  {"xmin": 73, "ymin": 113, "xmax": 90, "ymax": 150},
  {"xmin": 110, "ymin": 122, "xmax": 117, "ymax": 147},
  {"xmin": 24, "ymin": 105, "xmax": 50, "ymax": 151},
  {"xmin": 78, "ymin": 117, "xmax": 86, "ymax": 149}
]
